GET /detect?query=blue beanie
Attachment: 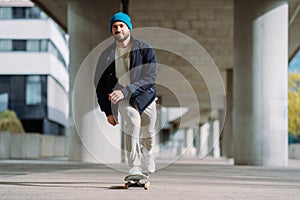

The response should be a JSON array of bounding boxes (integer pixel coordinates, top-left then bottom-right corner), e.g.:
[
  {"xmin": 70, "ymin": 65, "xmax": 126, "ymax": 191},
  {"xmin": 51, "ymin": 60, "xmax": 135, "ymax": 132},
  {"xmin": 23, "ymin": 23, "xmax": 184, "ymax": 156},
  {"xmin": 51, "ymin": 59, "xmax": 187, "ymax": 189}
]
[{"xmin": 109, "ymin": 12, "xmax": 132, "ymax": 32}]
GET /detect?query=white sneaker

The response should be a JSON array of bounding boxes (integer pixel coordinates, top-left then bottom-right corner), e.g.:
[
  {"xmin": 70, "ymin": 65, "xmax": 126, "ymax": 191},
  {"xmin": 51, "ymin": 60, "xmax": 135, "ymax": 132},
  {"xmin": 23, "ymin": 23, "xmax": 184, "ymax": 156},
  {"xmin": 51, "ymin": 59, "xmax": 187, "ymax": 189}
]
[
  {"xmin": 128, "ymin": 166, "xmax": 143, "ymax": 175},
  {"xmin": 142, "ymin": 147, "xmax": 155, "ymax": 173}
]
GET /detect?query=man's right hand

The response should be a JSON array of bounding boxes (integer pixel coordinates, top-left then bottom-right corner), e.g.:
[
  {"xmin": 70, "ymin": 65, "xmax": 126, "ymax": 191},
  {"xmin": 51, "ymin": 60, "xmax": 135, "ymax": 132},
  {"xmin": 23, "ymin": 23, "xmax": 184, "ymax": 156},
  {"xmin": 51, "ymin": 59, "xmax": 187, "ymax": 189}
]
[{"xmin": 107, "ymin": 115, "xmax": 118, "ymax": 126}]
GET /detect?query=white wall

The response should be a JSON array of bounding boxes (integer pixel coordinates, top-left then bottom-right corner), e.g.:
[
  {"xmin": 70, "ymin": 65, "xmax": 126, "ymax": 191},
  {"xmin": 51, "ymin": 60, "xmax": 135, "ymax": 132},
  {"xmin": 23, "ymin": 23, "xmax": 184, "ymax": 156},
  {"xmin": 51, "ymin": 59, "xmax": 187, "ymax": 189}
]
[
  {"xmin": 0, "ymin": 52, "xmax": 69, "ymax": 92},
  {"xmin": 47, "ymin": 76, "xmax": 68, "ymax": 126},
  {"xmin": 0, "ymin": 19, "xmax": 69, "ymax": 65}
]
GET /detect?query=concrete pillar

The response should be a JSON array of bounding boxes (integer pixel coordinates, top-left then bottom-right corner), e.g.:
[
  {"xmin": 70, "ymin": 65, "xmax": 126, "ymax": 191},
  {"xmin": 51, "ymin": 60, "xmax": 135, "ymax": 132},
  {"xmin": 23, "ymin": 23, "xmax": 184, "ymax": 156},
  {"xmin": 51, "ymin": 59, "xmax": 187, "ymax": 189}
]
[
  {"xmin": 222, "ymin": 69, "xmax": 233, "ymax": 158},
  {"xmin": 68, "ymin": 0, "xmax": 121, "ymax": 162},
  {"xmin": 175, "ymin": 129, "xmax": 185, "ymax": 157},
  {"xmin": 154, "ymin": 105, "xmax": 167, "ymax": 157},
  {"xmin": 195, "ymin": 125, "xmax": 201, "ymax": 157},
  {"xmin": 209, "ymin": 119, "xmax": 220, "ymax": 157},
  {"xmin": 234, "ymin": 0, "xmax": 288, "ymax": 166},
  {"xmin": 184, "ymin": 128, "xmax": 195, "ymax": 156},
  {"xmin": 184, "ymin": 128, "xmax": 193, "ymax": 147},
  {"xmin": 199, "ymin": 123, "xmax": 209, "ymax": 158}
]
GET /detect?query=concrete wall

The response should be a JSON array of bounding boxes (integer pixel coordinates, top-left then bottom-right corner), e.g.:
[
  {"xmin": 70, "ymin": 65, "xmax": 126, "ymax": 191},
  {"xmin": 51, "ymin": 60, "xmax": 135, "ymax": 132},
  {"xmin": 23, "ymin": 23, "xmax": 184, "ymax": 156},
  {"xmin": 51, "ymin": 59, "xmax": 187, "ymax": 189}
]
[
  {"xmin": 0, "ymin": 131, "xmax": 10, "ymax": 159},
  {"xmin": 9, "ymin": 133, "xmax": 40, "ymax": 159},
  {"xmin": 0, "ymin": 131, "xmax": 67, "ymax": 159},
  {"xmin": 289, "ymin": 144, "xmax": 300, "ymax": 159},
  {"xmin": 1, "ymin": 131, "xmax": 299, "ymax": 160}
]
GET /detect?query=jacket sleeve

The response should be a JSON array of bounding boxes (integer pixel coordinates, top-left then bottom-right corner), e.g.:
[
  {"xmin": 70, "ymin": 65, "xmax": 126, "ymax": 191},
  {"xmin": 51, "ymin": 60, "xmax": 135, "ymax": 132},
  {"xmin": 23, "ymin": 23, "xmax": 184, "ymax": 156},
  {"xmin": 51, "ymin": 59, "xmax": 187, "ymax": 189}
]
[
  {"xmin": 121, "ymin": 47, "xmax": 157, "ymax": 98},
  {"xmin": 95, "ymin": 54, "xmax": 113, "ymax": 117}
]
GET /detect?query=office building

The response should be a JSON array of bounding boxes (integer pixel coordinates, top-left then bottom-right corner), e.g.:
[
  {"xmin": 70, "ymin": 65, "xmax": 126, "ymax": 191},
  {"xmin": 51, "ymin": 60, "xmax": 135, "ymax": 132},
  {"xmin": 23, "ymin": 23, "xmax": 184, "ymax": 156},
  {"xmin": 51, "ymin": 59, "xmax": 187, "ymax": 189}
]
[{"xmin": 0, "ymin": 0, "xmax": 69, "ymax": 135}]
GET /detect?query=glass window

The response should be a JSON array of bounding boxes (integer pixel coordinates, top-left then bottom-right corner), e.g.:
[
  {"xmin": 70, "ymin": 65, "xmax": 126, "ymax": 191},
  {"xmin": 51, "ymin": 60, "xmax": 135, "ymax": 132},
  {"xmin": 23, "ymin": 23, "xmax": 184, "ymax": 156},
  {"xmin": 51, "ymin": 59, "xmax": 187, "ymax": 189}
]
[
  {"xmin": 13, "ymin": 40, "xmax": 26, "ymax": 51},
  {"xmin": 48, "ymin": 41, "xmax": 66, "ymax": 67},
  {"xmin": 26, "ymin": 76, "xmax": 42, "ymax": 105},
  {"xmin": 13, "ymin": 7, "xmax": 26, "ymax": 19},
  {"xmin": 0, "ymin": 40, "xmax": 12, "ymax": 51},
  {"xmin": 40, "ymin": 10, "xmax": 48, "ymax": 19},
  {"xmin": 48, "ymin": 42, "xmax": 58, "ymax": 58},
  {"xmin": 26, "ymin": 7, "xmax": 40, "ymax": 19},
  {"xmin": 26, "ymin": 40, "xmax": 39, "ymax": 51},
  {"xmin": 40, "ymin": 40, "xmax": 47, "ymax": 51},
  {"xmin": 0, "ymin": 7, "xmax": 12, "ymax": 19}
]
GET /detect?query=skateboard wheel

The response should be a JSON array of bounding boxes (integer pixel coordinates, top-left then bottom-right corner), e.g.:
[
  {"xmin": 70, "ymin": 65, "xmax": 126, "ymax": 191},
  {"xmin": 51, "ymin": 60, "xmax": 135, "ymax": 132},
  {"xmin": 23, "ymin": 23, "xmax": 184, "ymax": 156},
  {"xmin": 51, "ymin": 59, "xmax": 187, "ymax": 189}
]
[
  {"xmin": 124, "ymin": 182, "xmax": 130, "ymax": 189},
  {"xmin": 144, "ymin": 182, "xmax": 150, "ymax": 190}
]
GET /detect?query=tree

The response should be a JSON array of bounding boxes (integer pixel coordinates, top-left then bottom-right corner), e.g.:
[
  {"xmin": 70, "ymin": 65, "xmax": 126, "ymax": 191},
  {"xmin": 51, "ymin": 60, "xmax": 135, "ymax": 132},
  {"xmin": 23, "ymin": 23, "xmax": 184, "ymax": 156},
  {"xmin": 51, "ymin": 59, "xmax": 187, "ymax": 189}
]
[{"xmin": 288, "ymin": 72, "xmax": 300, "ymax": 136}]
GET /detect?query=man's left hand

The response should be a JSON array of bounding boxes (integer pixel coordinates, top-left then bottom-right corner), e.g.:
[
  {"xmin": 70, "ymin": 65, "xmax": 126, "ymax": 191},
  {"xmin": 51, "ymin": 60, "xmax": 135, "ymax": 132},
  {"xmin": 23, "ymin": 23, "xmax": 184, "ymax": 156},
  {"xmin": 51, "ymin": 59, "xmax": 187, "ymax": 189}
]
[{"xmin": 108, "ymin": 90, "xmax": 124, "ymax": 104}]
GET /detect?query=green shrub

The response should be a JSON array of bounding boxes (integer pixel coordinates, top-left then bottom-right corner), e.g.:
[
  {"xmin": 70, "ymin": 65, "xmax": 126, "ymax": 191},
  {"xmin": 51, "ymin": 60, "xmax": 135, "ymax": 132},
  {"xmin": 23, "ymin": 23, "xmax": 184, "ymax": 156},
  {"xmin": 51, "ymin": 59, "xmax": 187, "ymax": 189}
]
[{"xmin": 0, "ymin": 110, "xmax": 25, "ymax": 133}]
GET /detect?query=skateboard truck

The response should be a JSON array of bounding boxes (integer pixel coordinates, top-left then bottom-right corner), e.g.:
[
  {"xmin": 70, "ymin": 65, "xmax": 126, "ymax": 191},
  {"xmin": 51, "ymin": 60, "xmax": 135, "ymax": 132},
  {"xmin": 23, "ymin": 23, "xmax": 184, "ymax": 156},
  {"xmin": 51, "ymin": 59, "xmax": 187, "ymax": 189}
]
[{"xmin": 124, "ymin": 174, "xmax": 150, "ymax": 190}]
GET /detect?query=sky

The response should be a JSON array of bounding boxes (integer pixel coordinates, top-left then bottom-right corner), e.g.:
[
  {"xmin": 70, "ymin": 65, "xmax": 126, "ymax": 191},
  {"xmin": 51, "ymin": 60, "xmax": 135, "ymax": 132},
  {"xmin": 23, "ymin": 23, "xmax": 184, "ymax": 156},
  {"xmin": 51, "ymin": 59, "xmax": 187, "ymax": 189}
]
[{"xmin": 289, "ymin": 51, "xmax": 300, "ymax": 73}]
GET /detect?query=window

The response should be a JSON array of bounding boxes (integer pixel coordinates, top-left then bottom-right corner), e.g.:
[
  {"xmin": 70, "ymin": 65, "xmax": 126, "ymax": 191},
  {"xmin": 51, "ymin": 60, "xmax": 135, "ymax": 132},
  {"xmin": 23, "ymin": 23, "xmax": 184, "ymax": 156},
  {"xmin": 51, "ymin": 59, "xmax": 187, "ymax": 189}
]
[
  {"xmin": 26, "ymin": 7, "xmax": 40, "ymax": 19},
  {"xmin": 13, "ymin": 40, "xmax": 26, "ymax": 51},
  {"xmin": 0, "ymin": 40, "xmax": 12, "ymax": 51},
  {"xmin": 26, "ymin": 76, "xmax": 42, "ymax": 105},
  {"xmin": 27, "ymin": 40, "xmax": 39, "ymax": 51},
  {"xmin": 40, "ymin": 40, "xmax": 47, "ymax": 51},
  {"xmin": 48, "ymin": 41, "xmax": 66, "ymax": 67},
  {"xmin": 12, "ymin": 7, "xmax": 26, "ymax": 19},
  {"xmin": 0, "ymin": 7, "xmax": 12, "ymax": 19},
  {"xmin": 0, "ymin": 6, "xmax": 48, "ymax": 20},
  {"xmin": 0, "ymin": 39, "xmax": 66, "ymax": 67}
]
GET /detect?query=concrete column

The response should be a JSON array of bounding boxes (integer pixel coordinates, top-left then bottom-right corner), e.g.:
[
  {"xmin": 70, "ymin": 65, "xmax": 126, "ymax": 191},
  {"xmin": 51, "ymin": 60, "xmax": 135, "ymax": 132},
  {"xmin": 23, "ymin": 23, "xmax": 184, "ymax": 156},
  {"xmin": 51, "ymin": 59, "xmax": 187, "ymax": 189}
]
[
  {"xmin": 195, "ymin": 125, "xmax": 201, "ymax": 158},
  {"xmin": 234, "ymin": 0, "xmax": 288, "ymax": 166},
  {"xmin": 184, "ymin": 128, "xmax": 193, "ymax": 147},
  {"xmin": 154, "ymin": 105, "xmax": 167, "ymax": 157},
  {"xmin": 222, "ymin": 69, "xmax": 233, "ymax": 158},
  {"xmin": 209, "ymin": 119, "xmax": 220, "ymax": 157},
  {"xmin": 184, "ymin": 128, "xmax": 195, "ymax": 156},
  {"xmin": 68, "ymin": 0, "xmax": 121, "ymax": 162},
  {"xmin": 199, "ymin": 123, "xmax": 209, "ymax": 158}
]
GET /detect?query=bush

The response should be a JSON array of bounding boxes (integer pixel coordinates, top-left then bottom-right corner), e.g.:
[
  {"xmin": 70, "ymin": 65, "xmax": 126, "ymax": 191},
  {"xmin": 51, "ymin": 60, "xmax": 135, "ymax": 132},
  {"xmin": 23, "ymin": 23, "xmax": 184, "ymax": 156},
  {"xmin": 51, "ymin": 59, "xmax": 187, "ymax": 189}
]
[{"xmin": 0, "ymin": 110, "xmax": 25, "ymax": 133}]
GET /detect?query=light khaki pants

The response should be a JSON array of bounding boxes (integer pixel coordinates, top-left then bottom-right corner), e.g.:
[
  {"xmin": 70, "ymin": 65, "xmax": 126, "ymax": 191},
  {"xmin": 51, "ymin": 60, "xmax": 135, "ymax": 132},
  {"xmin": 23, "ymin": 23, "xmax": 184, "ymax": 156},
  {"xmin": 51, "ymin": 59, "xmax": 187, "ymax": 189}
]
[{"xmin": 118, "ymin": 99, "xmax": 157, "ymax": 168}]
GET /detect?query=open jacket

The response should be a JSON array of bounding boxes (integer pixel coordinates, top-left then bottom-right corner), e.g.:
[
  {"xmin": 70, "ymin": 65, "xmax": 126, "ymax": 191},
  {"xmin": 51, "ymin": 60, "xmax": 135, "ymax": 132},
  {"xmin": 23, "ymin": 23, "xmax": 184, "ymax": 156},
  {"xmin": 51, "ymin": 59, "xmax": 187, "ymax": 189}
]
[{"xmin": 94, "ymin": 38, "xmax": 157, "ymax": 117}]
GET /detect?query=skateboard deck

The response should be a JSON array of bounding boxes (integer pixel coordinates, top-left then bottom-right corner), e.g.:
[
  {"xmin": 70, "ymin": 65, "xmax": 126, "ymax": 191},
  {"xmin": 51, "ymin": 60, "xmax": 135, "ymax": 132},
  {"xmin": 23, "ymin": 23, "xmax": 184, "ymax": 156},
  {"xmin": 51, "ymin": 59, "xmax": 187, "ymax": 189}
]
[{"xmin": 124, "ymin": 174, "xmax": 150, "ymax": 190}]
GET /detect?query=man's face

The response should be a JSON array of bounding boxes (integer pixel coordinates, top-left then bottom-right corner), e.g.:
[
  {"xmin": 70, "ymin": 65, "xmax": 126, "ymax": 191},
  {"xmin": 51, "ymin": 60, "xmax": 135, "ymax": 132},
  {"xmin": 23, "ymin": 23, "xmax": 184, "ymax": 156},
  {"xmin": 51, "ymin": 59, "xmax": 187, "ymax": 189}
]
[{"xmin": 112, "ymin": 21, "xmax": 130, "ymax": 43}]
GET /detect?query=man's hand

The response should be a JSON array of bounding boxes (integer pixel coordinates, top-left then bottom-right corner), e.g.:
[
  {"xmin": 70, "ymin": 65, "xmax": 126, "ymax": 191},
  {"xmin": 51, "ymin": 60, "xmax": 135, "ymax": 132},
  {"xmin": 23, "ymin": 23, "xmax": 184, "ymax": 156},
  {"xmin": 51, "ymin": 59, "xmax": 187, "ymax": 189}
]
[
  {"xmin": 107, "ymin": 115, "xmax": 118, "ymax": 126},
  {"xmin": 108, "ymin": 90, "xmax": 124, "ymax": 104}
]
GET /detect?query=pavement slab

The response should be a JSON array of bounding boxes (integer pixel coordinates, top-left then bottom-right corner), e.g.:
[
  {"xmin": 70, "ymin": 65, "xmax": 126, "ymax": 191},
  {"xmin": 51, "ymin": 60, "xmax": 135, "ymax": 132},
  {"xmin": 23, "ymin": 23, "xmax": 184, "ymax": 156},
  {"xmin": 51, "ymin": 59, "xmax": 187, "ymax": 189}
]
[{"xmin": 0, "ymin": 158, "xmax": 299, "ymax": 200}]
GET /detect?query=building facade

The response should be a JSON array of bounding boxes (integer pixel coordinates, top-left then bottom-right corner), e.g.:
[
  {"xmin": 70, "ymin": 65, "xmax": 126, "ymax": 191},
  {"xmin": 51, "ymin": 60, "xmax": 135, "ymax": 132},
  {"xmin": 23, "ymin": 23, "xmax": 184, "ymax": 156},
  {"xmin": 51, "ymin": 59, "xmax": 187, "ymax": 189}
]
[{"xmin": 0, "ymin": 1, "xmax": 69, "ymax": 135}]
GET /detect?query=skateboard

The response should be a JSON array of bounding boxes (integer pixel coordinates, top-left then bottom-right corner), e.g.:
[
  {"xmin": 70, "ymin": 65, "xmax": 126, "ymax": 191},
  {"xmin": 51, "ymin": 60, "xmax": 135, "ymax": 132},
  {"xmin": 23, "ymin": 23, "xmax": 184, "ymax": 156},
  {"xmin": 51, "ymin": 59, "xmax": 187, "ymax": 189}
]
[{"xmin": 124, "ymin": 174, "xmax": 150, "ymax": 190}]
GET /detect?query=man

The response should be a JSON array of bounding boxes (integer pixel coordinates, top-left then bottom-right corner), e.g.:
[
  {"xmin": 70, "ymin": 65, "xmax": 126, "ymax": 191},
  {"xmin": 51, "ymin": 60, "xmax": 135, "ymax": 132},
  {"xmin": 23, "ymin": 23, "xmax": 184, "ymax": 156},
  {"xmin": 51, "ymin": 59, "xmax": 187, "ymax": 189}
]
[{"xmin": 95, "ymin": 12, "xmax": 157, "ymax": 176}]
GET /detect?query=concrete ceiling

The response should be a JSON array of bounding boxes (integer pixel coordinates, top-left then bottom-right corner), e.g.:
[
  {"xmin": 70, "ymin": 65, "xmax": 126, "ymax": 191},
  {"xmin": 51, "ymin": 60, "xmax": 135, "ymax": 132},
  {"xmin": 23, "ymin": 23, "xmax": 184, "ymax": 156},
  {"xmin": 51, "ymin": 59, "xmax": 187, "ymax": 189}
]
[
  {"xmin": 31, "ymin": 0, "xmax": 67, "ymax": 32},
  {"xmin": 31, "ymin": 0, "xmax": 300, "ymax": 60},
  {"xmin": 31, "ymin": 0, "xmax": 300, "ymax": 127},
  {"xmin": 289, "ymin": 0, "xmax": 300, "ymax": 60}
]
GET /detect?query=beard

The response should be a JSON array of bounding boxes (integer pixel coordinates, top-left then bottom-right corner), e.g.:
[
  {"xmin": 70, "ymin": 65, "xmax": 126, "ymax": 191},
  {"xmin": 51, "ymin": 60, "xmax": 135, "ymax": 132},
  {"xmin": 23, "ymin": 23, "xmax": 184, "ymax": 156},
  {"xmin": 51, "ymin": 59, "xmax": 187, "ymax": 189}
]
[{"xmin": 113, "ymin": 31, "xmax": 130, "ymax": 42}]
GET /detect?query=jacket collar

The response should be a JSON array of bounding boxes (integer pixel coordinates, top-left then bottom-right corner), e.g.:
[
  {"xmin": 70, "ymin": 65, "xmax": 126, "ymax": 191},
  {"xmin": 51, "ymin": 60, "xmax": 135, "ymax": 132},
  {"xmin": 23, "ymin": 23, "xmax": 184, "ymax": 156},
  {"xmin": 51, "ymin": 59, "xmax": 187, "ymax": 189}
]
[{"xmin": 107, "ymin": 36, "xmax": 137, "ymax": 63}]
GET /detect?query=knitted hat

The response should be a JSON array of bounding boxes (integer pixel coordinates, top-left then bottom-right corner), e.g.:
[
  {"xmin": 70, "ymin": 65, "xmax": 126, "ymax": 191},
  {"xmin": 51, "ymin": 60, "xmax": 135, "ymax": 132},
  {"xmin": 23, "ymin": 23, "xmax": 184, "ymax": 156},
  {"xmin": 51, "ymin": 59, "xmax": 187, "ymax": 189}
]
[{"xmin": 109, "ymin": 12, "xmax": 132, "ymax": 32}]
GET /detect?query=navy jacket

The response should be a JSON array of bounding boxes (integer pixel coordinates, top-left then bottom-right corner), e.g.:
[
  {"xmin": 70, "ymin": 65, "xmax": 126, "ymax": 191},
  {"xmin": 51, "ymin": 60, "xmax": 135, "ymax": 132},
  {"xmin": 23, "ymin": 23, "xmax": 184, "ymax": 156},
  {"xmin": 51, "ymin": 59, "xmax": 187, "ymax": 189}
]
[{"xmin": 94, "ymin": 38, "xmax": 157, "ymax": 117}]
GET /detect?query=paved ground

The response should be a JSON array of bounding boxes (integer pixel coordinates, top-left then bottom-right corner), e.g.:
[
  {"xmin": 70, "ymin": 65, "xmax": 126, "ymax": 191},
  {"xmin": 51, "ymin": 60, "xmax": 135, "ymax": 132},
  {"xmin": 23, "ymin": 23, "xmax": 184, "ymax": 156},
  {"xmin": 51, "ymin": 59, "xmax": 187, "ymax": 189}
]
[{"xmin": 0, "ymin": 157, "xmax": 300, "ymax": 200}]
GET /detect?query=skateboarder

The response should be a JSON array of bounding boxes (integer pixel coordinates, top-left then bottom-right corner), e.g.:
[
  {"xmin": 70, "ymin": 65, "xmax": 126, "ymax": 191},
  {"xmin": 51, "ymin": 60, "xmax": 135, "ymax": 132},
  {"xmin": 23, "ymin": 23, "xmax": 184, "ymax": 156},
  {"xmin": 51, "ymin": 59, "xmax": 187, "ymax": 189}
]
[{"xmin": 95, "ymin": 12, "xmax": 158, "ymax": 176}]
